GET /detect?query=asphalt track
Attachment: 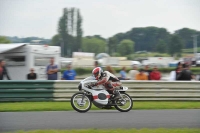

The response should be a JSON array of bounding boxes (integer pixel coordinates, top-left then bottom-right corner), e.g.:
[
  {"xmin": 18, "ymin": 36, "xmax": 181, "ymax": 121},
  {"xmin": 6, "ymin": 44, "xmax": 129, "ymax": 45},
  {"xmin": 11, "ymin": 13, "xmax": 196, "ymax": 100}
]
[{"xmin": 0, "ymin": 109, "xmax": 200, "ymax": 132}]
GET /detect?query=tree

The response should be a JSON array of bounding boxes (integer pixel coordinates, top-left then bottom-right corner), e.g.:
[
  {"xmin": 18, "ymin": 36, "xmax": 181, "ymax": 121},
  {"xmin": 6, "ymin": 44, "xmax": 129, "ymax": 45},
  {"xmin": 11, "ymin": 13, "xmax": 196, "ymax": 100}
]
[
  {"xmin": 82, "ymin": 37, "xmax": 106, "ymax": 54},
  {"xmin": 70, "ymin": 8, "xmax": 75, "ymax": 35},
  {"xmin": 156, "ymin": 39, "xmax": 167, "ymax": 53},
  {"xmin": 76, "ymin": 9, "xmax": 83, "ymax": 52},
  {"xmin": 85, "ymin": 35, "xmax": 105, "ymax": 41},
  {"xmin": 57, "ymin": 8, "xmax": 83, "ymax": 56},
  {"xmin": 108, "ymin": 37, "xmax": 118, "ymax": 55},
  {"xmin": 58, "ymin": 8, "xmax": 68, "ymax": 56},
  {"xmin": 0, "ymin": 36, "xmax": 11, "ymax": 43},
  {"xmin": 113, "ymin": 27, "xmax": 170, "ymax": 52},
  {"xmin": 168, "ymin": 35, "xmax": 183, "ymax": 57},
  {"xmin": 117, "ymin": 39, "xmax": 134, "ymax": 56},
  {"xmin": 175, "ymin": 28, "xmax": 200, "ymax": 49},
  {"xmin": 51, "ymin": 34, "xmax": 60, "ymax": 46}
]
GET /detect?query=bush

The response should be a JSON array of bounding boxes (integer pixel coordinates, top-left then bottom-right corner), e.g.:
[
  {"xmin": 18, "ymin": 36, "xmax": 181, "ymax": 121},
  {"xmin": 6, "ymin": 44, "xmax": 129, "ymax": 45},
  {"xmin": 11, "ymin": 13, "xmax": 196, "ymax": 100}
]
[{"xmin": 111, "ymin": 52, "xmax": 121, "ymax": 57}]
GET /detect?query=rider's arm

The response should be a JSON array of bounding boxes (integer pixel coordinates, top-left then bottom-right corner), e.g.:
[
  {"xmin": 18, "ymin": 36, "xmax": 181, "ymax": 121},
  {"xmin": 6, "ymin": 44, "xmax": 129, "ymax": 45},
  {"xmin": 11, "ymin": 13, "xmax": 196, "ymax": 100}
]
[
  {"xmin": 96, "ymin": 77, "xmax": 108, "ymax": 85},
  {"xmin": 96, "ymin": 73, "xmax": 109, "ymax": 85}
]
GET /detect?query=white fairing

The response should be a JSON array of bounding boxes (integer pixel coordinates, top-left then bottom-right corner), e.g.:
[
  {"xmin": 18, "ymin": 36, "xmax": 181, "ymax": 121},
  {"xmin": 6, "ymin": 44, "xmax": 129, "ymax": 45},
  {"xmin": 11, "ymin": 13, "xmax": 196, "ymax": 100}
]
[
  {"xmin": 119, "ymin": 86, "xmax": 128, "ymax": 91},
  {"xmin": 81, "ymin": 76, "xmax": 109, "ymax": 105},
  {"xmin": 91, "ymin": 89, "xmax": 109, "ymax": 105},
  {"xmin": 81, "ymin": 76, "xmax": 129, "ymax": 105}
]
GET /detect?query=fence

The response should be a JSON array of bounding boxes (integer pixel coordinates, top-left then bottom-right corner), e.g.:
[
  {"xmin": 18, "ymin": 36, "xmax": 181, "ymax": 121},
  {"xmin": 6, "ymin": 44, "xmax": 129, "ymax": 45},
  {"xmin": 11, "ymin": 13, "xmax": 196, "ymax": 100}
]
[{"xmin": 0, "ymin": 80, "xmax": 200, "ymax": 102}]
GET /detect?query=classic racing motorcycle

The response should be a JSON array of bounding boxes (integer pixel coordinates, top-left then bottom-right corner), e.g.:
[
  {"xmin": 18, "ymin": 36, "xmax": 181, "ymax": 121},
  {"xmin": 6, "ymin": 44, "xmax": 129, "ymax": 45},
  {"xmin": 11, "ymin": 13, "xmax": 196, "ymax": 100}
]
[{"xmin": 71, "ymin": 76, "xmax": 133, "ymax": 113}]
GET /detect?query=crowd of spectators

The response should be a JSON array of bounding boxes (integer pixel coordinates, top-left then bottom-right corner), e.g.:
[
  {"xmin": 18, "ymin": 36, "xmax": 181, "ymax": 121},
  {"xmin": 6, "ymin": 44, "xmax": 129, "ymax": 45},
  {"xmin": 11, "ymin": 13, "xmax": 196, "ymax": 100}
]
[
  {"xmin": 46, "ymin": 57, "xmax": 76, "ymax": 80},
  {"xmin": 116, "ymin": 62, "xmax": 197, "ymax": 81},
  {"xmin": 0, "ymin": 59, "xmax": 198, "ymax": 81},
  {"xmin": 128, "ymin": 65, "xmax": 161, "ymax": 80},
  {"xmin": 169, "ymin": 62, "xmax": 195, "ymax": 81}
]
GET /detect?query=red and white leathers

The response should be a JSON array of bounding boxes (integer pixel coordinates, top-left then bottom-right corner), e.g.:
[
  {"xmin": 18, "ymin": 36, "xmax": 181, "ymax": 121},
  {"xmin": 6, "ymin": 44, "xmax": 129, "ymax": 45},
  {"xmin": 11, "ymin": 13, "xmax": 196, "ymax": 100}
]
[{"xmin": 95, "ymin": 71, "xmax": 121, "ymax": 93}]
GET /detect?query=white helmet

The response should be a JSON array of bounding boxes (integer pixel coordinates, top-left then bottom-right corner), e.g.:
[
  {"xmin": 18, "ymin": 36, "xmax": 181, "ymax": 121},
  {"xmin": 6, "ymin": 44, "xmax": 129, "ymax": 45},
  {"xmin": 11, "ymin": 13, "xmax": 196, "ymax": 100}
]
[{"xmin": 92, "ymin": 67, "xmax": 103, "ymax": 80}]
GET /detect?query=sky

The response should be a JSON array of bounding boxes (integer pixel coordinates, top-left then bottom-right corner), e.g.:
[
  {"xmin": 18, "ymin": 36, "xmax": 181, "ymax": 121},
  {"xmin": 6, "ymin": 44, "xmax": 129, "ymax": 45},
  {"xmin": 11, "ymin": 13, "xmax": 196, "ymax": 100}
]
[{"xmin": 0, "ymin": 0, "xmax": 200, "ymax": 39}]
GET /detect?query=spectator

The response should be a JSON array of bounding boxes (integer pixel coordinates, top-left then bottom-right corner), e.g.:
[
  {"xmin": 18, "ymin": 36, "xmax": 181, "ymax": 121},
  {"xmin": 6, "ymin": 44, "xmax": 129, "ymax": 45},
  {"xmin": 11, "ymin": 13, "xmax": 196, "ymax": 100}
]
[
  {"xmin": 0, "ymin": 59, "xmax": 11, "ymax": 80},
  {"xmin": 186, "ymin": 64, "xmax": 196, "ymax": 80},
  {"xmin": 94, "ymin": 61, "xmax": 99, "ymax": 68},
  {"xmin": 177, "ymin": 64, "xmax": 195, "ymax": 81},
  {"xmin": 150, "ymin": 66, "xmax": 161, "ymax": 80},
  {"xmin": 175, "ymin": 62, "xmax": 183, "ymax": 79},
  {"xmin": 169, "ymin": 62, "xmax": 183, "ymax": 81},
  {"xmin": 105, "ymin": 65, "xmax": 115, "ymax": 74},
  {"xmin": 46, "ymin": 58, "xmax": 59, "ymax": 80},
  {"xmin": 62, "ymin": 64, "xmax": 76, "ymax": 80},
  {"xmin": 27, "ymin": 68, "xmax": 37, "ymax": 80},
  {"xmin": 129, "ymin": 65, "xmax": 139, "ymax": 80},
  {"xmin": 144, "ymin": 65, "xmax": 152, "ymax": 80},
  {"xmin": 119, "ymin": 66, "xmax": 129, "ymax": 80},
  {"xmin": 135, "ymin": 69, "xmax": 148, "ymax": 80},
  {"xmin": 94, "ymin": 60, "xmax": 103, "ymax": 70}
]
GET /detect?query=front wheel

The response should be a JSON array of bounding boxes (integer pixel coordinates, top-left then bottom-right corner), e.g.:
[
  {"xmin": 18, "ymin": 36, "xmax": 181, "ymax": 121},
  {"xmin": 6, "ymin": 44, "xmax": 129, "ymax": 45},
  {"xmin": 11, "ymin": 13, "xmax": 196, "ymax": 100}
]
[
  {"xmin": 114, "ymin": 93, "xmax": 133, "ymax": 112},
  {"xmin": 71, "ymin": 92, "xmax": 92, "ymax": 113}
]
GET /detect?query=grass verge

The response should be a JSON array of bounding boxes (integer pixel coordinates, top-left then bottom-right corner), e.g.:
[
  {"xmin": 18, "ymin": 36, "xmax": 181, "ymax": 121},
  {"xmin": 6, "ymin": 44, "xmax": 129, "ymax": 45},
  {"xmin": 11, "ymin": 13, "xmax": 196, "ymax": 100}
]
[
  {"xmin": 7, "ymin": 128, "xmax": 200, "ymax": 133},
  {"xmin": 0, "ymin": 101, "xmax": 200, "ymax": 112}
]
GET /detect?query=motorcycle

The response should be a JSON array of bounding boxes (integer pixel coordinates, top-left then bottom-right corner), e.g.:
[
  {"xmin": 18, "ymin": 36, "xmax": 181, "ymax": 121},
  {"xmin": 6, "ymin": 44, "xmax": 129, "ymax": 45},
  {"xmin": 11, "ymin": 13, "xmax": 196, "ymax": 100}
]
[{"xmin": 71, "ymin": 76, "xmax": 133, "ymax": 113}]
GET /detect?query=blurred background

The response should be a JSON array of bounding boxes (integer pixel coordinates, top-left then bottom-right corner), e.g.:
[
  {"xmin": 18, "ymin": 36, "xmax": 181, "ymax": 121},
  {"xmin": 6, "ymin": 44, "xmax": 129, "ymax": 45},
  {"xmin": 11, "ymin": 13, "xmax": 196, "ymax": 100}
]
[{"xmin": 0, "ymin": 0, "xmax": 200, "ymax": 80}]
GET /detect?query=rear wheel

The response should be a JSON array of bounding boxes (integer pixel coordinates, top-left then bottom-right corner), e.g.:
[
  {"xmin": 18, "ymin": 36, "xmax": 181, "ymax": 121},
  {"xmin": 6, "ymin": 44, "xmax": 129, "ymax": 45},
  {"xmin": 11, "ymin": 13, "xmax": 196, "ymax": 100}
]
[
  {"xmin": 71, "ymin": 92, "xmax": 92, "ymax": 113},
  {"xmin": 114, "ymin": 93, "xmax": 133, "ymax": 112}
]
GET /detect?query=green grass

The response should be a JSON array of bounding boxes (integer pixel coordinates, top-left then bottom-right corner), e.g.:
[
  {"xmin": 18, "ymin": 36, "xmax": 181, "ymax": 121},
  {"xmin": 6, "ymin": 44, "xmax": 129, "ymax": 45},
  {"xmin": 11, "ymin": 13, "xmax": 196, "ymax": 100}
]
[
  {"xmin": 0, "ymin": 101, "xmax": 200, "ymax": 112},
  {"xmin": 7, "ymin": 128, "xmax": 200, "ymax": 133}
]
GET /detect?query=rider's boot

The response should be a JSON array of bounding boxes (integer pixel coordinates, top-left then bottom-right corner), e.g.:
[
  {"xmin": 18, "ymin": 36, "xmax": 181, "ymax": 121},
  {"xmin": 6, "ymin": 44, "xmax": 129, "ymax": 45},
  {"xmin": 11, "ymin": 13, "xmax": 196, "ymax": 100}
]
[{"xmin": 113, "ymin": 90, "xmax": 121, "ymax": 100}]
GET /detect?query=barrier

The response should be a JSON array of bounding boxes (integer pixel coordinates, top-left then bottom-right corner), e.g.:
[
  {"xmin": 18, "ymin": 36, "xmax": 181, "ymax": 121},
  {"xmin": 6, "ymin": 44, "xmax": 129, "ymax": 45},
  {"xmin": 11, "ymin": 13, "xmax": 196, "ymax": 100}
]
[{"xmin": 0, "ymin": 80, "xmax": 200, "ymax": 101}]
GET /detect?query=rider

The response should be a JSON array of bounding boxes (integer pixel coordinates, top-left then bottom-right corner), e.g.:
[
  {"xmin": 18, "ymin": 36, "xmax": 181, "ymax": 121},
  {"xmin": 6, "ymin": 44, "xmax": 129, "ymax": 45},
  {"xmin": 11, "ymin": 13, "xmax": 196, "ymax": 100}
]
[{"xmin": 92, "ymin": 67, "xmax": 121, "ymax": 99}]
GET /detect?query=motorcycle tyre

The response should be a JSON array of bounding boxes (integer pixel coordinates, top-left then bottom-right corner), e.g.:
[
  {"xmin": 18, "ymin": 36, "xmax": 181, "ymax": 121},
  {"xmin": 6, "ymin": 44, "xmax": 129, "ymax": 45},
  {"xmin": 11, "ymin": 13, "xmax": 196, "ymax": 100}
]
[
  {"xmin": 114, "ymin": 93, "xmax": 133, "ymax": 112},
  {"xmin": 71, "ymin": 92, "xmax": 92, "ymax": 113}
]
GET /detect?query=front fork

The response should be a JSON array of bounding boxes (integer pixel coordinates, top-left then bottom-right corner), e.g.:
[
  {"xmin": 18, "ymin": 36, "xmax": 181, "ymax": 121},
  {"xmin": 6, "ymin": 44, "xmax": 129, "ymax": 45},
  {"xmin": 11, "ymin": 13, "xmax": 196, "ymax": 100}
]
[{"xmin": 81, "ymin": 92, "xmax": 86, "ymax": 103}]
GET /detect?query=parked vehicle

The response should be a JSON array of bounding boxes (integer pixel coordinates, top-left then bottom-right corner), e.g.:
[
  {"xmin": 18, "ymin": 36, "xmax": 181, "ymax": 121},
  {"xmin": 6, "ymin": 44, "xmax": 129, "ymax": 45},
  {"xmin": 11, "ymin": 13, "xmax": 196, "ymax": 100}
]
[
  {"xmin": 196, "ymin": 60, "xmax": 200, "ymax": 67},
  {"xmin": 142, "ymin": 57, "xmax": 174, "ymax": 68},
  {"xmin": 71, "ymin": 76, "xmax": 133, "ymax": 113},
  {"xmin": 0, "ymin": 43, "xmax": 61, "ymax": 80}
]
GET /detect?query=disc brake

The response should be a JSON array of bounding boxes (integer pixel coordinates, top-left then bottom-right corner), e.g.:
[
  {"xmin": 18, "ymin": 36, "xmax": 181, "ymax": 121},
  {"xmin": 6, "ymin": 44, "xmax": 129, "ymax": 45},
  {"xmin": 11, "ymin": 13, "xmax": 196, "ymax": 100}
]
[
  {"xmin": 77, "ymin": 99, "xmax": 86, "ymax": 107},
  {"xmin": 116, "ymin": 98, "xmax": 126, "ymax": 106}
]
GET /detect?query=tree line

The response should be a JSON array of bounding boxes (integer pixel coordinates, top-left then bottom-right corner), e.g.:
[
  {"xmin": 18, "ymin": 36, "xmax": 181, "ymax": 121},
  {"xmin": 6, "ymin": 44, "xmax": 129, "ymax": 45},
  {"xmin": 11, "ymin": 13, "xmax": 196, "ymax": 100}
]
[
  {"xmin": 51, "ymin": 7, "xmax": 200, "ymax": 57},
  {"xmin": 1, "ymin": 7, "xmax": 200, "ymax": 58},
  {"xmin": 110, "ymin": 27, "xmax": 200, "ymax": 56},
  {"xmin": 0, "ymin": 36, "xmax": 50, "ymax": 44}
]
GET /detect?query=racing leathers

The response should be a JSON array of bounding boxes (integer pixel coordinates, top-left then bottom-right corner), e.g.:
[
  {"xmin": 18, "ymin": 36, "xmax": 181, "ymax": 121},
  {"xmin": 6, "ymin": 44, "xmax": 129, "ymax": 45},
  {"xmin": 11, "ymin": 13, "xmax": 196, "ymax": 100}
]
[{"xmin": 93, "ymin": 71, "xmax": 121, "ymax": 99}]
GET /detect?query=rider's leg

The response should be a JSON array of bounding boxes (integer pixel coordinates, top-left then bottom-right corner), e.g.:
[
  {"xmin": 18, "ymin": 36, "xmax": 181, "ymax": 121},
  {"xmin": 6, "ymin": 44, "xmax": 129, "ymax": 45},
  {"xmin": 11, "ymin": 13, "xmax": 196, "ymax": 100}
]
[
  {"xmin": 104, "ymin": 81, "xmax": 114, "ymax": 94},
  {"xmin": 112, "ymin": 81, "xmax": 121, "ymax": 99},
  {"xmin": 106, "ymin": 81, "xmax": 121, "ymax": 99}
]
